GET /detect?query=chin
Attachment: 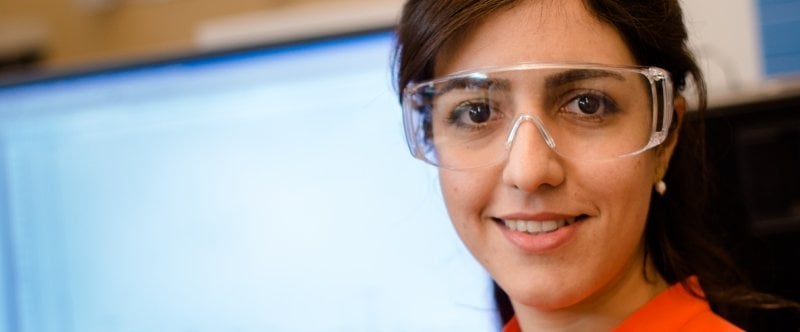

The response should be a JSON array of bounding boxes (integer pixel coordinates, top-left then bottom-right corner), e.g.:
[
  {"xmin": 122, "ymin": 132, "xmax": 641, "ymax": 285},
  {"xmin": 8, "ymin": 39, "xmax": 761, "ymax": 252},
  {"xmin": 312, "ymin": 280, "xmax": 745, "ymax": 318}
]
[{"xmin": 500, "ymin": 274, "xmax": 590, "ymax": 311}]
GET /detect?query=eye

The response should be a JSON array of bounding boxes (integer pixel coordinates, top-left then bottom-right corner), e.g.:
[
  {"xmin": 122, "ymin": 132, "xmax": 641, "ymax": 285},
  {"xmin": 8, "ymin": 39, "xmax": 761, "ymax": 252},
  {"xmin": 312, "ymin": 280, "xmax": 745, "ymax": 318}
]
[
  {"xmin": 576, "ymin": 95, "xmax": 600, "ymax": 114},
  {"xmin": 563, "ymin": 93, "xmax": 617, "ymax": 117},
  {"xmin": 449, "ymin": 100, "xmax": 494, "ymax": 126}
]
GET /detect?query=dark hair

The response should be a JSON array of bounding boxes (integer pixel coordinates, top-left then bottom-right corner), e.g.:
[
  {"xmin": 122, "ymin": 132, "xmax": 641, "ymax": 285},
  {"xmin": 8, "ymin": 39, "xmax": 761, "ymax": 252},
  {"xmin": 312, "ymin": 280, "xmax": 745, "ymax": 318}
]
[{"xmin": 393, "ymin": 0, "xmax": 799, "ymax": 329}]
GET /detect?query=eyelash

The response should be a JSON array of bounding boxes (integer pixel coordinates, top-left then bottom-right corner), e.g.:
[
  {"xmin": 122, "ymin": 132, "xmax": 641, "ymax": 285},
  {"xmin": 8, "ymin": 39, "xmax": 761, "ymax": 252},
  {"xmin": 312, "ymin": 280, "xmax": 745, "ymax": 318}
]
[
  {"xmin": 558, "ymin": 90, "xmax": 620, "ymax": 120},
  {"xmin": 439, "ymin": 89, "xmax": 619, "ymax": 132},
  {"xmin": 446, "ymin": 98, "xmax": 499, "ymax": 129}
]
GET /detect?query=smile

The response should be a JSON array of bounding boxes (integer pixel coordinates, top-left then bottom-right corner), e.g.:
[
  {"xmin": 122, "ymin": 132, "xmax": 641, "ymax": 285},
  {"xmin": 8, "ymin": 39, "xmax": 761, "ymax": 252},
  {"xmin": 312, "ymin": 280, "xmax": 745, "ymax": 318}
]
[{"xmin": 497, "ymin": 215, "xmax": 586, "ymax": 235}]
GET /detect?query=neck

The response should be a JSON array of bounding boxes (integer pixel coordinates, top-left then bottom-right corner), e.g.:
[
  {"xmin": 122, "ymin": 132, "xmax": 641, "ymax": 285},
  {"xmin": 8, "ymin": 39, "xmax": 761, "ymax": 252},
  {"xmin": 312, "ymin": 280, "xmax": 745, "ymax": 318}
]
[{"xmin": 512, "ymin": 254, "xmax": 667, "ymax": 332}]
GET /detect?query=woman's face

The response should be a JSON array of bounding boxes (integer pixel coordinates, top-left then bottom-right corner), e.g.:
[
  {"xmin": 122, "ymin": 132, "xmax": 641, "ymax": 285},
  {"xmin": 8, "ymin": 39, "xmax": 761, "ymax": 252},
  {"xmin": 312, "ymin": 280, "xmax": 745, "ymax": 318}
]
[{"xmin": 435, "ymin": 0, "xmax": 674, "ymax": 311}]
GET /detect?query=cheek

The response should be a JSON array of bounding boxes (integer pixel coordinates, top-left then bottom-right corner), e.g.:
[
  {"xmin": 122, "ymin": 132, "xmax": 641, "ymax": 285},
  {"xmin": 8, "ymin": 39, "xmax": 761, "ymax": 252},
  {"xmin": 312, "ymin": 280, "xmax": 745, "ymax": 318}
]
[
  {"xmin": 586, "ymin": 159, "xmax": 652, "ymax": 200},
  {"xmin": 576, "ymin": 156, "xmax": 655, "ymax": 239},
  {"xmin": 440, "ymin": 170, "xmax": 487, "ymax": 217},
  {"xmin": 438, "ymin": 168, "xmax": 499, "ymax": 230}
]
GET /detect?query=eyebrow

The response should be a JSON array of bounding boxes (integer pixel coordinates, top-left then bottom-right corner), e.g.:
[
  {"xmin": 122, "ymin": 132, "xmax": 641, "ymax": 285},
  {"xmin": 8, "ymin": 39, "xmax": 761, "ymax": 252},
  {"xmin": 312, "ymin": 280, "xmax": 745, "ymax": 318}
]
[
  {"xmin": 434, "ymin": 68, "xmax": 626, "ymax": 96},
  {"xmin": 544, "ymin": 68, "xmax": 626, "ymax": 89},
  {"xmin": 435, "ymin": 76, "xmax": 511, "ymax": 96}
]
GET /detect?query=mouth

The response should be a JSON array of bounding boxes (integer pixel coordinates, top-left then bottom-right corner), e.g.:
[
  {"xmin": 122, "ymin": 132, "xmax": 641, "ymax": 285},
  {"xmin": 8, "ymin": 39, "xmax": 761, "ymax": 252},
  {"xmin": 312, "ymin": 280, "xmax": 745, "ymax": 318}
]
[{"xmin": 493, "ymin": 214, "xmax": 588, "ymax": 235}]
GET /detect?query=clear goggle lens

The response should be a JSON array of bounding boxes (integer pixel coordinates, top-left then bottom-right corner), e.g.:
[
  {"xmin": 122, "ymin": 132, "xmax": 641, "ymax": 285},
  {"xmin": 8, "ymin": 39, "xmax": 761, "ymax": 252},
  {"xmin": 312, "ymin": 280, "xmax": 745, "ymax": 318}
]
[{"xmin": 402, "ymin": 63, "xmax": 673, "ymax": 170}]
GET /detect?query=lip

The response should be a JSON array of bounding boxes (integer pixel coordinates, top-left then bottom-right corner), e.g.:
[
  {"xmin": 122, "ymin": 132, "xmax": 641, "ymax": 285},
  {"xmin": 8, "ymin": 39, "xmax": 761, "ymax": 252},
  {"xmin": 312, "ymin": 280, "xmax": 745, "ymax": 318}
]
[
  {"xmin": 499, "ymin": 212, "xmax": 576, "ymax": 221},
  {"xmin": 494, "ymin": 212, "xmax": 585, "ymax": 253}
]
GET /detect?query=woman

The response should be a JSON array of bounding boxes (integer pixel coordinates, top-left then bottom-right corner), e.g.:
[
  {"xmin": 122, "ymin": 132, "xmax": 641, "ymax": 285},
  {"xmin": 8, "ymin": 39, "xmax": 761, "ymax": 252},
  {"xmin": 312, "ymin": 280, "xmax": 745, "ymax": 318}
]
[{"xmin": 393, "ymin": 0, "xmax": 795, "ymax": 330}]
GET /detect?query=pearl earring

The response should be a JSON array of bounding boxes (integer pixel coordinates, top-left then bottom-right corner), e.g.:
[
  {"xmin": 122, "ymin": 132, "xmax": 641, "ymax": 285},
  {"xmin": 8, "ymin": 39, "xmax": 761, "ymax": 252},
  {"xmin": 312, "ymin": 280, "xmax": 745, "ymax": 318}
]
[{"xmin": 655, "ymin": 180, "xmax": 667, "ymax": 196}]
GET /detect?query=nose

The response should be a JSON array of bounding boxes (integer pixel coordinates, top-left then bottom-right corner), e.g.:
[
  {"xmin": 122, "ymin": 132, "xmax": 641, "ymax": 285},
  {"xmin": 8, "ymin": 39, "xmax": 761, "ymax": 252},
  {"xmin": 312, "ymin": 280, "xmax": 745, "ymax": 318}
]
[{"xmin": 501, "ymin": 114, "xmax": 565, "ymax": 192}]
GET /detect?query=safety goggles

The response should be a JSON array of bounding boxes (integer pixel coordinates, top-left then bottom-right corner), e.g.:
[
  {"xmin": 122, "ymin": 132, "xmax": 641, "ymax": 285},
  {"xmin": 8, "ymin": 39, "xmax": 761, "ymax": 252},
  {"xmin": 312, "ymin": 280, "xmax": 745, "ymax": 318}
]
[{"xmin": 401, "ymin": 63, "xmax": 674, "ymax": 170}]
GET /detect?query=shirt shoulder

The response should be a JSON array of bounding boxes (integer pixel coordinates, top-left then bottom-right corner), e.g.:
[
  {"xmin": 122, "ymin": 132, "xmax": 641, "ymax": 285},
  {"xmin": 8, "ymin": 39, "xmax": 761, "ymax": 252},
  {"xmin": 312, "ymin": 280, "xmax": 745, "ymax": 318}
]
[
  {"xmin": 502, "ymin": 316, "xmax": 520, "ymax": 332},
  {"xmin": 677, "ymin": 310, "xmax": 742, "ymax": 331},
  {"xmin": 502, "ymin": 278, "xmax": 743, "ymax": 332},
  {"xmin": 614, "ymin": 278, "xmax": 743, "ymax": 332}
]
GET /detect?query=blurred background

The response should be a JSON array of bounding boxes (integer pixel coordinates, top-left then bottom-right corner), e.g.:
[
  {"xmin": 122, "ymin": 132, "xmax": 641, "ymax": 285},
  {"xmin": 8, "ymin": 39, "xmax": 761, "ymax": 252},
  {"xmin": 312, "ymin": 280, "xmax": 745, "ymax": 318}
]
[
  {"xmin": 0, "ymin": 0, "xmax": 406, "ymax": 70},
  {"xmin": 0, "ymin": 0, "xmax": 798, "ymax": 96},
  {"xmin": 0, "ymin": 0, "xmax": 798, "ymax": 331}
]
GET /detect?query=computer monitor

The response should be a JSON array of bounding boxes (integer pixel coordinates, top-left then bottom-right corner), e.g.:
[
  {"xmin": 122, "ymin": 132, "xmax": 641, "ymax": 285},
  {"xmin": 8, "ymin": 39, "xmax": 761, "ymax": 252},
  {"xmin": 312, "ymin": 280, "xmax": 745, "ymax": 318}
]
[{"xmin": 0, "ymin": 30, "xmax": 497, "ymax": 332}]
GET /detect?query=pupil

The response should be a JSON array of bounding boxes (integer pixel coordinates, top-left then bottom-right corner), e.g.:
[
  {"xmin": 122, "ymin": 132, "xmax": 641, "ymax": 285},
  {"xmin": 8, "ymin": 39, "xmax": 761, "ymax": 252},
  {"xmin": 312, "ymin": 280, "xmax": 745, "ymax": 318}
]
[
  {"xmin": 577, "ymin": 96, "xmax": 599, "ymax": 114},
  {"xmin": 468, "ymin": 104, "xmax": 491, "ymax": 123}
]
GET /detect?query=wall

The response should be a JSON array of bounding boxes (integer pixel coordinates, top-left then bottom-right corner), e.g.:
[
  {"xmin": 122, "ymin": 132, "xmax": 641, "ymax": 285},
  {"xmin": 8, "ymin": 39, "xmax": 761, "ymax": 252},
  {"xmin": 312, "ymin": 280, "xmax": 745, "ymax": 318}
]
[
  {"xmin": 0, "ymin": 0, "xmax": 372, "ymax": 69},
  {"xmin": 682, "ymin": 0, "xmax": 764, "ymax": 100},
  {"xmin": 1, "ymin": 0, "xmax": 797, "ymax": 104}
]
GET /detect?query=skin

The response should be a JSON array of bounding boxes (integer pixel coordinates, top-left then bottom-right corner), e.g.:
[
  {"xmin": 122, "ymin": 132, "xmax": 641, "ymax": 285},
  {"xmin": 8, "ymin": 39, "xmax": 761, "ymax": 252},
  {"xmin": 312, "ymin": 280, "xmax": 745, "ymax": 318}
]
[{"xmin": 434, "ymin": 0, "xmax": 683, "ymax": 330}]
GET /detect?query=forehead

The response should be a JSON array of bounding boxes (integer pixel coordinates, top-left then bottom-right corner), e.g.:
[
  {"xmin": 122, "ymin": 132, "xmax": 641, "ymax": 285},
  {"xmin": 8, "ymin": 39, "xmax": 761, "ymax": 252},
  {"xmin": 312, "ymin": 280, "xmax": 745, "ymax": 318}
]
[{"xmin": 435, "ymin": 0, "xmax": 637, "ymax": 77}]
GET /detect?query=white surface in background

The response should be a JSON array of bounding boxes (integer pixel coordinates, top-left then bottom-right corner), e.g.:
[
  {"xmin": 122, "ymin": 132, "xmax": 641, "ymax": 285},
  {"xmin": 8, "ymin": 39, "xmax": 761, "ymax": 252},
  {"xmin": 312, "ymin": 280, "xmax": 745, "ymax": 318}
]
[
  {"xmin": 194, "ymin": 0, "xmax": 405, "ymax": 50},
  {"xmin": 682, "ymin": 0, "xmax": 765, "ymax": 104}
]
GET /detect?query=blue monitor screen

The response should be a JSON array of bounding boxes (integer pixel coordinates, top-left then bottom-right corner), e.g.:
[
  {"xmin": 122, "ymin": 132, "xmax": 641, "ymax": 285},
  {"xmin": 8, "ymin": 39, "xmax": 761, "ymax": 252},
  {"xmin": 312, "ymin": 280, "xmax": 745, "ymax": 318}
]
[{"xmin": 0, "ymin": 31, "xmax": 496, "ymax": 331}]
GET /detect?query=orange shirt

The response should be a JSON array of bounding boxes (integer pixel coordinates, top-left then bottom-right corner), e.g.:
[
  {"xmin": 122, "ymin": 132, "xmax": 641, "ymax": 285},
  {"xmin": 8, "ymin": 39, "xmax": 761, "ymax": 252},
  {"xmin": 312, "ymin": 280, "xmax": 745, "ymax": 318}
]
[{"xmin": 502, "ymin": 279, "xmax": 742, "ymax": 332}]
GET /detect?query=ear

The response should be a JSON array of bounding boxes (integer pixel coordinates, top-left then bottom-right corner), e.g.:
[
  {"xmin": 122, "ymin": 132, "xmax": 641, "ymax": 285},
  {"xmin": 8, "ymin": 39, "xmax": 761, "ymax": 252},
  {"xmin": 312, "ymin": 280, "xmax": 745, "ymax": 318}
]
[{"xmin": 654, "ymin": 96, "xmax": 685, "ymax": 178}]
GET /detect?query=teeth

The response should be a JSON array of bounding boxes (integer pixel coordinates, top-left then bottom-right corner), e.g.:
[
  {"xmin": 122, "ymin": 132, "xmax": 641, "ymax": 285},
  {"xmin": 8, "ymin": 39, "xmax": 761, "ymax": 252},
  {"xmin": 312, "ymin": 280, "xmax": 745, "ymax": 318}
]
[
  {"xmin": 541, "ymin": 221, "xmax": 558, "ymax": 232},
  {"xmin": 503, "ymin": 217, "xmax": 579, "ymax": 234},
  {"xmin": 526, "ymin": 221, "xmax": 542, "ymax": 233}
]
